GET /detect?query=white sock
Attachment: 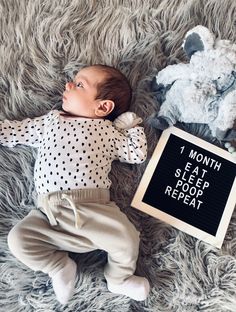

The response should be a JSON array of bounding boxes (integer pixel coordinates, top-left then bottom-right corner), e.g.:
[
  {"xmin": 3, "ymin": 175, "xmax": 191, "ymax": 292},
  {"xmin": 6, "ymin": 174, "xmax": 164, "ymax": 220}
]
[
  {"xmin": 107, "ymin": 275, "xmax": 150, "ymax": 301},
  {"xmin": 49, "ymin": 258, "xmax": 77, "ymax": 305}
]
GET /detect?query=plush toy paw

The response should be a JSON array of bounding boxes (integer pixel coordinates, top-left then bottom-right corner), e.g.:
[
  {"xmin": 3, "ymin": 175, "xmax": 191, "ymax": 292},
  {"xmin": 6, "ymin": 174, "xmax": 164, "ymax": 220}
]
[
  {"xmin": 149, "ymin": 115, "xmax": 172, "ymax": 130},
  {"xmin": 151, "ymin": 78, "xmax": 169, "ymax": 103},
  {"xmin": 225, "ymin": 142, "xmax": 236, "ymax": 158}
]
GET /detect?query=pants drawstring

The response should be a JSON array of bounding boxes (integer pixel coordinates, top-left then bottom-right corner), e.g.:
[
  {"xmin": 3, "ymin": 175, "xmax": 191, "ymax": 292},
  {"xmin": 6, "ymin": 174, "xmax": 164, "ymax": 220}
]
[
  {"xmin": 61, "ymin": 194, "xmax": 82, "ymax": 229},
  {"xmin": 38, "ymin": 189, "xmax": 110, "ymax": 229}
]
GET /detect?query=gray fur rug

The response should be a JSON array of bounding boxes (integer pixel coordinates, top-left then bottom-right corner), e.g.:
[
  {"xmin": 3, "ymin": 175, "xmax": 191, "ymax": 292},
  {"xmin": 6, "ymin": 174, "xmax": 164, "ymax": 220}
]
[{"xmin": 0, "ymin": 1, "xmax": 236, "ymax": 311}]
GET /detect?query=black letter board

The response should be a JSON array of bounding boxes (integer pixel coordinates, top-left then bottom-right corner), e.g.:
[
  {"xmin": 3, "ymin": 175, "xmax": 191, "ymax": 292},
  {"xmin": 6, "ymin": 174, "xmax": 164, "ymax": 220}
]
[{"xmin": 132, "ymin": 127, "xmax": 236, "ymax": 248}]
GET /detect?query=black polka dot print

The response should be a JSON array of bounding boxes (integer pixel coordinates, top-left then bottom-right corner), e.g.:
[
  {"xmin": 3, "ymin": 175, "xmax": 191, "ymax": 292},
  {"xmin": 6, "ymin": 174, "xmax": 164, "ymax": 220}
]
[{"xmin": 0, "ymin": 110, "xmax": 147, "ymax": 194}]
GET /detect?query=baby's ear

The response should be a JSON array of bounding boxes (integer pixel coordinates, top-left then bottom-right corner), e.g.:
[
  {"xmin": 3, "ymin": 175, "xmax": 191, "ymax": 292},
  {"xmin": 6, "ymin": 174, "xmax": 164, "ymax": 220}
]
[{"xmin": 95, "ymin": 100, "xmax": 115, "ymax": 117}]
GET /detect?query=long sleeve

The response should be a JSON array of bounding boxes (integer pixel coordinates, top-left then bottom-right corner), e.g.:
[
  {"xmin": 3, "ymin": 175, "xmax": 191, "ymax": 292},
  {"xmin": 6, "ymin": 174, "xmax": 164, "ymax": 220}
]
[
  {"xmin": 113, "ymin": 126, "xmax": 147, "ymax": 164},
  {"xmin": 0, "ymin": 110, "xmax": 56, "ymax": 148}
]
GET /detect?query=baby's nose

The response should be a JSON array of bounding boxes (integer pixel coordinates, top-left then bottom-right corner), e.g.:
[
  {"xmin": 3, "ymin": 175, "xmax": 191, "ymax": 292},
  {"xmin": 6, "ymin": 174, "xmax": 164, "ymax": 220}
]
[{"xmin": 65, "ymin": 82, "xmax": 74, "ymax": 91}]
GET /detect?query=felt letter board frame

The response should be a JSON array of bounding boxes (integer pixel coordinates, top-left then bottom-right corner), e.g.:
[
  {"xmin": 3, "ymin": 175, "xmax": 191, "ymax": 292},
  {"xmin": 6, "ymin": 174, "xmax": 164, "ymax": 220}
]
[{"xmin": 132, "ymin": 126, "xmax": 236, "ymax": 248}]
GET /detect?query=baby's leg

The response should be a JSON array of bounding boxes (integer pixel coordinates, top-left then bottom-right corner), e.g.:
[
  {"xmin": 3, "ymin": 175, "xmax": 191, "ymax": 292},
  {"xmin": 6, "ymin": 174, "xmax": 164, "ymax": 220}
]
[
  {"xmin": 7, "ymin": 209, "xmax": 77, "ymax": 304},
  {"xmin": 91, "ymin": 201, "xmax": 150, "ymax": 301}
]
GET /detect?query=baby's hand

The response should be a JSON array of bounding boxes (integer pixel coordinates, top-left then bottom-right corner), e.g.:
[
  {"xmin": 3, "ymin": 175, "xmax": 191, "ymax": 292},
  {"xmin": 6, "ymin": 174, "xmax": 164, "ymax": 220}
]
[{"xmin": 113, "ymin": 112, "xmax": 143, "ymax": 130}]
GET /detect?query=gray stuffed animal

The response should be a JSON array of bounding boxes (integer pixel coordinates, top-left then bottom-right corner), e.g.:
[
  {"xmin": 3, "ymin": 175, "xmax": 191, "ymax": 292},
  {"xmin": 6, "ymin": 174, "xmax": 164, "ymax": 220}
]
[{"xmin": 151, "ymin": 25, "xmax": 236, "ymax": 145}]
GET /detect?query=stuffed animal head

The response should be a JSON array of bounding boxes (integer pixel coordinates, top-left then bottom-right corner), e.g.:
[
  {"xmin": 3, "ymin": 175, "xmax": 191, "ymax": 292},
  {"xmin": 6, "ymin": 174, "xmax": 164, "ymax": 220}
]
[{"xmin": 150, "ymin": 25, "xmax": 236, "ymax": 144}]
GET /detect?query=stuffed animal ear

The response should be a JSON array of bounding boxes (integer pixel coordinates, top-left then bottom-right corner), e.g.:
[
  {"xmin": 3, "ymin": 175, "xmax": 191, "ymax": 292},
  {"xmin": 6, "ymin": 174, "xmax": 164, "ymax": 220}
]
[{"xmin": 182, "ymin": 25, "xmax": 215, "ymax": 58}]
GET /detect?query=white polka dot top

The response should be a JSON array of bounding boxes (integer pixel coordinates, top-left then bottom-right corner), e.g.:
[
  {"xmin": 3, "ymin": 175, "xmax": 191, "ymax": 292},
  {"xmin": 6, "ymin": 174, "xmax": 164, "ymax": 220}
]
[{"xmin": 0, "ymin": 110, "xmax": 147, "ymax": 194}]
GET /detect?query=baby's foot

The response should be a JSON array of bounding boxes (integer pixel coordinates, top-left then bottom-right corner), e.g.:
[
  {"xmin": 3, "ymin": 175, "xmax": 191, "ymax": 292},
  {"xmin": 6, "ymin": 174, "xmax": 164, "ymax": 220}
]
[
  {"xmin": 50, "ymin": 258, "xmax": 77, "ymax": 304},
  {"xmin": 107, "ymin": 275, "xmax": 150, "ymax": 301}
]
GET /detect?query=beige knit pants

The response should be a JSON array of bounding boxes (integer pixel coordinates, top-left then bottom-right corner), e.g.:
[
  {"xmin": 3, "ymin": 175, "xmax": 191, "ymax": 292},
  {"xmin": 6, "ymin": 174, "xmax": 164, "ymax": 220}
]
[{"xmin": 7, "ymin": 188, "xmax": 140, "ymax": 284}]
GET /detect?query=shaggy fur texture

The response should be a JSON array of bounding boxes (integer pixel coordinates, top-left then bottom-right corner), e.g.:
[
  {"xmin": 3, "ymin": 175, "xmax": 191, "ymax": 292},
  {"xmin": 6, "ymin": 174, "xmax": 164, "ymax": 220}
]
[{"xmin": 0, "ymin": 0, "xmax": 236, "ymax": 311}]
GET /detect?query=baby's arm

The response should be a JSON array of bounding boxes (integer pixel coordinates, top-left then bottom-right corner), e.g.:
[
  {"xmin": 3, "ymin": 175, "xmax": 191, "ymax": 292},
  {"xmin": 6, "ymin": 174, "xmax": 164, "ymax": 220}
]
[
  {"xmin": 113, "ymin": 112, "xmax": 147, "ymax": 164},
  {"xmin": 0, "ymin": 111, "xmax": 55, "ymax": 148}
]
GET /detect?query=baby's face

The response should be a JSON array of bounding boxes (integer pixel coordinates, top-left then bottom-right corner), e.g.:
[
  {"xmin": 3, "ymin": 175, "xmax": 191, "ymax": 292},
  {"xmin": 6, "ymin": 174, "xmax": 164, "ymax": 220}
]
[{"xmin": 62, "ymin": 66, "xmax": 107, "ymax": 118}]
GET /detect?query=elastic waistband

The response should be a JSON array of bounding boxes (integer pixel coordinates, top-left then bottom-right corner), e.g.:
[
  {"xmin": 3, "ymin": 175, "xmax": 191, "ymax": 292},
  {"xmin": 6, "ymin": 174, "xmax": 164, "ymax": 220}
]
[{"xmin": 38, "ymin": 188, "xmax": 110, "ymax": 206}]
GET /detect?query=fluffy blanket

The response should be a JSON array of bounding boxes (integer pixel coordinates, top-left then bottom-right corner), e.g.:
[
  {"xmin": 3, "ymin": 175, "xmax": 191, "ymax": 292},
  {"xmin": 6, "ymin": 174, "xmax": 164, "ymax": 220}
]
[{"xmin": 0, "ymin": 1, "xmax": 236, "ymax": 311}]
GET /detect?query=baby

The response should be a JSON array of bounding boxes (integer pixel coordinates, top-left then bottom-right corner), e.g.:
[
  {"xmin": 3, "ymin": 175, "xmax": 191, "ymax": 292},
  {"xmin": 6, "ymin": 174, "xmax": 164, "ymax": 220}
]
[{"xmin": 1, "ymin": 64, "xmax": 150, "ymax": 304}]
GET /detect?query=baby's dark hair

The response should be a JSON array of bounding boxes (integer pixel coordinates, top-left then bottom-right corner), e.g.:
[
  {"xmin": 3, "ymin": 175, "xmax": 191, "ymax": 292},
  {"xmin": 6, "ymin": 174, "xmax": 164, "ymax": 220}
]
[{"xmin": 90, "ymin": 64, "xmax": 132, "ymax": 121}]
